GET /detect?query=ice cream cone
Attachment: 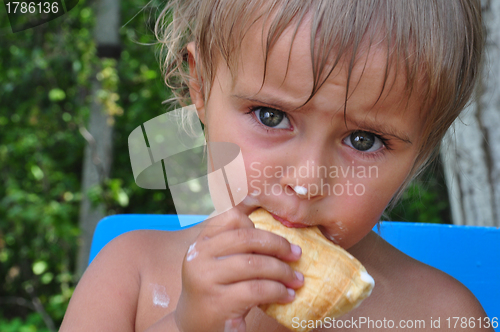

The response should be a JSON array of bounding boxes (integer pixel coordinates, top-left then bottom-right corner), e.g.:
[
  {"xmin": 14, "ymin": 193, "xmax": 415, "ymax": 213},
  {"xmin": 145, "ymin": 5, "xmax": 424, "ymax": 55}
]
[{"xmin": 249, "ymin": 208, "xmax": 374, "ymax": 332}]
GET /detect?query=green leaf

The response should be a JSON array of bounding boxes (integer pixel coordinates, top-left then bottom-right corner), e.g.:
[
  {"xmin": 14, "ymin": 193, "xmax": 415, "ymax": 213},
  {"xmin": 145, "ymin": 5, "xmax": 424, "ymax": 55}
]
[
  {"xmin": 48, "ymin": 88, "xmax": 66, "ymax": 101},
  {"xmin": 117, "ymin": 191, "xmax": 129, "ymax": 207},
  {"xmin": 41, "ymin": 272, "xmax": 54, "ymax": 284},
  {"xmin": 30, "ymin": 165, "xmax": 44, "ymax": 180},
  {"xmin": 32, "ymin": 261, "xmax": 48, "ymax": 275}
]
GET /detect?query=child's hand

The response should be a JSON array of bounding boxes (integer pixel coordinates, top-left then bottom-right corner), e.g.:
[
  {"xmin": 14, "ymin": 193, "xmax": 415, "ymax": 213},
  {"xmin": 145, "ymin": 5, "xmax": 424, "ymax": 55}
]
[{"xmin": 174, "ymin": 206, "xmax": 304, "ymax": 332}]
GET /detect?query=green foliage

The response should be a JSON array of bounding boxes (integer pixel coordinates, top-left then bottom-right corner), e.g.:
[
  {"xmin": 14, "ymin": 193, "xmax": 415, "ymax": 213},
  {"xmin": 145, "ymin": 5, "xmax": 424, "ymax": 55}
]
[
  {"xmin": 0, "ymin": 312, "xmax": 51, "ymax": 332},
  {"xmin": 106, "ymin": 1, "xmax": 177, "ymax": 216},
  {"xmin": 0, "ymin": 0, "xmax": 94, "ymax": 327},
  {"xmin": 0, "ymin": 0, "xmax": 177, "ymax": 329},
  {"xmin": 95, "ymin": 58, "xmax": 124, "ymax": 121},
  {"xmin": 385, "ymin": 158, "xmax": 451, "ymax": 224}
]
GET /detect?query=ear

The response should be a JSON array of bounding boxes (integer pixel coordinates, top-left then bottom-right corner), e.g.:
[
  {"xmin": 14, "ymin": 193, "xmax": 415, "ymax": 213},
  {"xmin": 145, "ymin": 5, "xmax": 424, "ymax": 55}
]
[{"xmin": 187, "ymin": 42, "xmax": 206, "ymax": 124}]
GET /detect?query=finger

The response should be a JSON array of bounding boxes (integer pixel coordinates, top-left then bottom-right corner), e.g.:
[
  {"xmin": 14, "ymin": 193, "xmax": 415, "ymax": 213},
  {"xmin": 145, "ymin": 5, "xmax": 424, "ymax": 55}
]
[
  {"xmin": 215, "ymin": 254, "xmax": 304, "ymax": 288},
  {"xmin": 227, "ymin": 279, "xmax": 296, "ymax": 309},
  {"xmin": 198, "ymin": 207, "xmax": 255, "ymax": 239},
  {"xmin": 208, "ymin": 227, "xmax": 302, "ymax": 261}
]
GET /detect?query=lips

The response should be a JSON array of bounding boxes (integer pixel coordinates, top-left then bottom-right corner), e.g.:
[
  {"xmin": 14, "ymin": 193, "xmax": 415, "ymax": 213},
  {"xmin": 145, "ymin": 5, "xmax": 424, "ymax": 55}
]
[{"xmin": 270, "ymin": 213, "xmax": 310, "ymax": 228}]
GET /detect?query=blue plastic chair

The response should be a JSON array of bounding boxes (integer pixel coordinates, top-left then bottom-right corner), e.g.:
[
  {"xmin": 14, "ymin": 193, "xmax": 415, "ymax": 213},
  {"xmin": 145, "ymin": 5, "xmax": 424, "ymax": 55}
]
[{"xmin": 89, "ymin": 215, "xmax": 500, "ymax": 323}]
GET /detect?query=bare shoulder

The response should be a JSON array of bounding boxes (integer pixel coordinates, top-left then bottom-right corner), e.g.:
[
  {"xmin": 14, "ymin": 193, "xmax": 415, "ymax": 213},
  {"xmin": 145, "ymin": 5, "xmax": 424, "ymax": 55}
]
[
  {"xmin": 107, "ymin": 227, "xmax": 199, "ymax": 269},
  {"xmin": 348, "ymin": 232, "xmax": 491, "ymax": 331},
  {"xmin": 85, "ymin": 227, "xmax": 197, "ymax": 280},
  {"xmin": 60, "ymin": 230, "xmax": 148, "ymax": 331},
  {"xmin": 60, "ymin": 227, "xmax": 201, "ymax": 332},
  {"xmin": 395, "ymin": 249, "xmax": 487, "ymax": 316}
]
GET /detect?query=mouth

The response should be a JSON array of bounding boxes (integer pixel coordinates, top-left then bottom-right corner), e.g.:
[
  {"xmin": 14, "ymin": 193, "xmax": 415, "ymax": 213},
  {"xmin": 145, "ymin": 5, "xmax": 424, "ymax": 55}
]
[{"xmin": 270, "ymin": 213, "xmax": 310, "ymax": 228}]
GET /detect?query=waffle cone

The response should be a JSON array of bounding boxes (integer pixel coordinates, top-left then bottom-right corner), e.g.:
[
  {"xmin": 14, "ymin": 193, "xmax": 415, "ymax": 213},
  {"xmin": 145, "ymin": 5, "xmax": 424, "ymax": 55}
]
[{"xmin": 249, "ymin": 208, "xmax": 374, "ymax": 332}]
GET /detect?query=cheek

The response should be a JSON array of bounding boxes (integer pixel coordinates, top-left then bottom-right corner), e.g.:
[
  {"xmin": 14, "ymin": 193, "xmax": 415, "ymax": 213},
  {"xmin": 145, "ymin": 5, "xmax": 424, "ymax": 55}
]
[
  {"xmin": 328, "ymin": 162, "xmax": 413, "ymax": 246},
  {"xmin": 326, "ymin": 185, "xmax": 387, "ymax": 248},
  {"xmin": 244, "ymin": 152, "xmax": 278, "ymax": 188},
  {"xmin": 335, "ymin": 178, "xmax": 388, "ymax": 216},
  {"xmin": 341, "ymin": 163, "xmax": 410, "ymax": 209}
]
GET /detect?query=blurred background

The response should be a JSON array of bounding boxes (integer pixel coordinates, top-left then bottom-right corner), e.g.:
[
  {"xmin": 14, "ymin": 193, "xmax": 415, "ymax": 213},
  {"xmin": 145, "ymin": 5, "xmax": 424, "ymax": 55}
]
[{"xmin": 0, "ymin": 0, "xmax": 498, "ymax": 331}]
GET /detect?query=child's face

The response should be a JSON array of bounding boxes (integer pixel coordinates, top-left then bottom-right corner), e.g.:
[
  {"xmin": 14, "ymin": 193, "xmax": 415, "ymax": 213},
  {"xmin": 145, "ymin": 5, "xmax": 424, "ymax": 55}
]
[{"xmin": 191, "ymin": 18, "xmax": 426, "ymax": 249}]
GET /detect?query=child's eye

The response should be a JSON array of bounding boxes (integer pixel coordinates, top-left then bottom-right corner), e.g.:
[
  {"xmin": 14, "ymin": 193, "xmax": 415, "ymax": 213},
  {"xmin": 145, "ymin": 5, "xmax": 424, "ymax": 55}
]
[
  {"xmin": 343, "ymin": 130, "xmax": 384, "ymax": 153},
  {"xmin": 252, "ymin": 107, "xmax": 291, "ymax": 129}
]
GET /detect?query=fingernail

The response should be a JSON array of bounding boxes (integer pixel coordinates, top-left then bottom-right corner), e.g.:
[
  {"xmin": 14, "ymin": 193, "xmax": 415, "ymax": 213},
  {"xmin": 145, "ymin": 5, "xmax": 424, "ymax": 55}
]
[
  {"xmin": 294, "ymin": 271, "xmax": 304, "ymax": 282},
  {"xmin": 287, "ymin": 288, "xmax": 295, "ymax": 298},
  {"xmin": 291, "ymin": 244, "xmax": 301, "ymax": 256}
]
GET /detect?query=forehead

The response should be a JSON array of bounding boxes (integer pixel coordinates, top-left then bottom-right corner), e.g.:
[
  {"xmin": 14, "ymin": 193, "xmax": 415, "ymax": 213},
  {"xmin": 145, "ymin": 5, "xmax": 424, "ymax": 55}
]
[{"xmin": 227, "ymin": 15, "xmax": 423, "ymax": 120}]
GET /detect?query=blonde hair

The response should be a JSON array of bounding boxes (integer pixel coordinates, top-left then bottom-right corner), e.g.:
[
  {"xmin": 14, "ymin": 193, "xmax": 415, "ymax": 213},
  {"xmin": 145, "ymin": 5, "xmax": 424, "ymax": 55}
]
[{"xmin": 155, "ymin": 0, "xmax": 484, "ymax": 207}]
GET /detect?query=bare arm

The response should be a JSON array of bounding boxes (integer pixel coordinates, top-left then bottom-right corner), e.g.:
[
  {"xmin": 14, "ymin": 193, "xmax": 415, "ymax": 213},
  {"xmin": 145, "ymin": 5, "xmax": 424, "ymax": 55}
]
[{"xmin": 59, "ymin": 232, "xmax": 143, "ymax": 332}]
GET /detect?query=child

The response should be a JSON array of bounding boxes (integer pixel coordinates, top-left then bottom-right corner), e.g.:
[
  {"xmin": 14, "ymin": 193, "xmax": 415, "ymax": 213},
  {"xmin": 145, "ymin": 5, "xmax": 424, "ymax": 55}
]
[{"xmin": 60, "ymin": 0, "xmax": 491, "ymax": 331}]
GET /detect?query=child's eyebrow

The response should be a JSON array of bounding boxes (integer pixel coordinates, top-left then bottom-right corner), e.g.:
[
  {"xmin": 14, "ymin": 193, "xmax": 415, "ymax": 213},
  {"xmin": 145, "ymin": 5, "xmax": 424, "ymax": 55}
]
[{"xmin": 231, "ymin": 94, "xmax": 304, "ymax": 112}]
